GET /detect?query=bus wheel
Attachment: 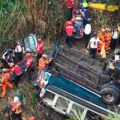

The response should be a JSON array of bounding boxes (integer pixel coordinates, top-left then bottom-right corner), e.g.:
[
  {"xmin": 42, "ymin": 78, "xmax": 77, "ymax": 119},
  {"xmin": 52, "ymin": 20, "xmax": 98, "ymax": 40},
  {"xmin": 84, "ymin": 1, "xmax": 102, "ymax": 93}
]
[{"xmin": 100, "ymin": 86, "xmax": 120, "ymax": 105}]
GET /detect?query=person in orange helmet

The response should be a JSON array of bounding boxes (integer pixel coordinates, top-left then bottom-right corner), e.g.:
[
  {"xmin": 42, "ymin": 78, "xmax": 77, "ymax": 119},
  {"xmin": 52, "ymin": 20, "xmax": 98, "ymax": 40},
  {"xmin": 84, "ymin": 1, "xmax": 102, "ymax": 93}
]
[
  {"xmin": 0, "ymin": 69, "xmax": 13, "ymax": 98},
  {"xmin": 10, "ymin": 63, "xmax": 22, "ymax": 87},
  {"xmin": 66, "ymin": 0, "xmax": 74, "ymax": 20},
  {"xmin": 38, "ymin": 54, "xmax": 52, "ymax": 72},
  {"xmin": 36, "ymin": 38, "xmax": 44, "ymax": 66},
  {"xmin": 25, "ymin": 53, "xmax": 34, "ymax": 81},
  {"xmin": 105, "ymin": 28, "xmax": 112, "ymax": 54},
  {"xmin": 97, "ymin": 29, "xmax": 106, "ymax": 53}
]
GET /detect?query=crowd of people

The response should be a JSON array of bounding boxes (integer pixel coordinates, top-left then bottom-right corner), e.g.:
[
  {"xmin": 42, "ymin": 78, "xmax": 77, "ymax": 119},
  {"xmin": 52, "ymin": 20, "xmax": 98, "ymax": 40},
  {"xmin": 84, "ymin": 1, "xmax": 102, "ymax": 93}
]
[
  {"xmin": 65, "ymin": 0, "xmax": 120, "ymax": 59},
  {"xmin": 0, "ymin": 37, "xmax": 52, "ymax": 119},
  {"xmin": 0, "ymin": 0, "xmax": 120, "ymax": 120}
]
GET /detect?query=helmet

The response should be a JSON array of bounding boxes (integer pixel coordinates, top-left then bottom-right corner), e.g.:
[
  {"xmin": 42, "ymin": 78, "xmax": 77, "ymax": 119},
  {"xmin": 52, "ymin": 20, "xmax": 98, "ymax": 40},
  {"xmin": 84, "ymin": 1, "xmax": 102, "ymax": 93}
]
[
  {"xmin": 26, "ymin": 53, "xmax": 32, "ymax": 58},
  {"xmin": 67, "ymin": 21, "xmax": 72, "ymax": 25},
  {"xmin": 71, "ymin": 18, "xmax": 76, "ymax": 23},
  {"xmin": 82, "ymin": 2, "xmax": 88, "ymax": 8},
  {"xmin": 6, "ymin": 49, "xmax": 13, "ymax": 54},
  {"xmin": 101, "ymin": 29, "xmax": 105, "ymax": 32},
  {"xmin": 14, "ymin": 97, "xmax": 19, "ymax": 103},
  {"xmin": 37, "ymin": 38, "xmax": 42, "ymax": 43},
  {"xmin": 2, "ymin": 69, "xmax": 8, "ymax": 73},
  {"xmin": 42, "ymin": 54, "xmax": 48, "ymax": 59},
  {"xmin": 9, "ymin": 62, "xmax": 15, "ymax": 68}
]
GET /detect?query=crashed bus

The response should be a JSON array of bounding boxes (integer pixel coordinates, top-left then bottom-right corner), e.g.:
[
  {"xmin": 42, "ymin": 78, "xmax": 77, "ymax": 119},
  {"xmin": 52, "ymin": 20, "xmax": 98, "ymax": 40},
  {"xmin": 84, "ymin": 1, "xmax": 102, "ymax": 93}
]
[{"xmin": 35, "ymin": 40, "xmax": 120, "ymax": 119}]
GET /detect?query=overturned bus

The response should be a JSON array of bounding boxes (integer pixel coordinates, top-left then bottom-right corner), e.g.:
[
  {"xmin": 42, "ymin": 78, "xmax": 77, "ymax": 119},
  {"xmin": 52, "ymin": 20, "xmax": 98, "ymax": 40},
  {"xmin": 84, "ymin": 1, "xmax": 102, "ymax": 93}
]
[{"xmin": 35, "ymin": 41, "xmax": 120, "ymax": 119}]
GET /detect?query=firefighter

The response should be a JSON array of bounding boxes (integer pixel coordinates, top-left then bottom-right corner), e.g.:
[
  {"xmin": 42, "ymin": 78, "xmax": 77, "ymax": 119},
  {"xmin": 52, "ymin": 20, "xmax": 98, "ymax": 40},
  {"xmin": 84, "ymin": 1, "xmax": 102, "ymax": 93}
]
[
  {"xmin": 10, "ymin": 63, "xmax": 22, "ymax": 87},
  {"xmin": 66, "ymin": 0, "xmax": 74, "ymax": 20},
  {"xmin": 25, "ymin": 53, "xmax": 34, "ymax": 81},
  {"xmin": 65, "ymin": 20, "xmax": 75, "ymax": 48},
  {"xmin": 0, "ymin": 69, "xmax": 13, "ymax": 98},
  {"xmin": 13, "ymin": 41, "xmax": 25, "ymax": 64},
  {"xmin": 36, "ymin": 38, "xmax": 44, "ymax": 66},
  {"xmin": 105, "ymin": 28, "xmax": 112, "ymax": 54},
  {"xmin": 38, "ymin": 54, "xmax": 52, "ymax": 72},
  {"xmin": 8, "ymin": 96, "xmax": 22, "ymax": 120},
  {"xmin": 97, "ymin": 29, "xmax": 106, "ymax": 53}
]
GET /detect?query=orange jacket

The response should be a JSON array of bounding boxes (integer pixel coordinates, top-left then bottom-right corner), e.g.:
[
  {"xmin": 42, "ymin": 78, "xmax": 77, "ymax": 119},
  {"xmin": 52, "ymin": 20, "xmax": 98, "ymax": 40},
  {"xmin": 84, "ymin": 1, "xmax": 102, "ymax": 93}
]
[
  {"xmin": 105, "ymin": 32, "xmax": 112, "ymax": 41},
  {"xmin": 38, "ymin": 57, "xmax": 49, "ymax": 71},
  {"xmin": 99, "ymin": 32, "xmax": 105, "ymax": 43},
  {"xmin": 0, "ymin": 73, "xmax": 10, "ymax": 83}
]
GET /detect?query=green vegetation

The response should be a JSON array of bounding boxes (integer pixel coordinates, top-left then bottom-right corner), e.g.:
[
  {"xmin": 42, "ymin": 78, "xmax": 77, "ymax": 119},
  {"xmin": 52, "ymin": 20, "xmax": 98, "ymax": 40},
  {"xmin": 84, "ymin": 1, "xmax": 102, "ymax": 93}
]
[{"xmin": 0, "ymin": 0, "xmax": 66, "ymax": 53}]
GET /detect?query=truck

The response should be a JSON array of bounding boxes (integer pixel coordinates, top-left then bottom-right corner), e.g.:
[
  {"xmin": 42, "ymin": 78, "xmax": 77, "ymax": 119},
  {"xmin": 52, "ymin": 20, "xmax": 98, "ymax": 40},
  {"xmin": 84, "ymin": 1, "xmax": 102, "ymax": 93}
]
[{"xmin": 35, "ymin": 40, "xmax": 120, "ymax": 119}]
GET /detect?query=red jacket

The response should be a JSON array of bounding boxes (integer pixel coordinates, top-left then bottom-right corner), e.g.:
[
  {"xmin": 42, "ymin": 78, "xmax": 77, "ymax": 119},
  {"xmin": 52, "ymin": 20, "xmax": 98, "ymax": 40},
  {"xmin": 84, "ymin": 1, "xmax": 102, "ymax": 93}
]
[
  {"xmin": 26, "ymin": 58, "xmax": 33, "ymax": 68},
  {"xmin": 66, "ymin": 0, "xmax": 74, "ymax": 8},
  {"xmin": 36, "ymin": 42, "xmax": 44, "ymax": 54},
  {"xmin": 66, "ymin": 25, "xmax": 75, "ymax": 36},
  {"xmin": 11, "ymin": 65, "xmax": 22, "ymax": 75}
]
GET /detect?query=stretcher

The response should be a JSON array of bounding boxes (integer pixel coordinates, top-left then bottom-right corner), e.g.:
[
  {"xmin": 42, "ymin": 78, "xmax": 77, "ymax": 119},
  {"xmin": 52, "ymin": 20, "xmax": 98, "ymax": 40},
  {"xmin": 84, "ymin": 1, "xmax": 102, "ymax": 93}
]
[{"xmin": 24, "ymin": 34, "xmax": 37, "ymax": 52}]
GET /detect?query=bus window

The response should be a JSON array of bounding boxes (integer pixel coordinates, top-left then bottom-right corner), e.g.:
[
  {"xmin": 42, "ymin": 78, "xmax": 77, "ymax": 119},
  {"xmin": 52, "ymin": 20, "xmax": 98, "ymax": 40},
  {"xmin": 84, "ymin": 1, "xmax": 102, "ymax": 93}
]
[
  {"xmin": 54, "ymin": 97, "xmax": 70, "ymax": 112},
  {"xmin": 69, "ymin": 103, "xmax": 84, "ymax": 118},
  {"xmin": 43, "ymin": 91, "xmax": 55, "ymax": 106}
]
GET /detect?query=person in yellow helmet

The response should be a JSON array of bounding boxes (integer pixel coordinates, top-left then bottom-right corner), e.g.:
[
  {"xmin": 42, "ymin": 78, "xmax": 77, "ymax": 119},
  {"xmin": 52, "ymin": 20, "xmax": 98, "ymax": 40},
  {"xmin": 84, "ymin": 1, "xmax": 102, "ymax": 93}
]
[{"xmin": 38, "ymin": 54, "xmax": 52, "ymax": 72}]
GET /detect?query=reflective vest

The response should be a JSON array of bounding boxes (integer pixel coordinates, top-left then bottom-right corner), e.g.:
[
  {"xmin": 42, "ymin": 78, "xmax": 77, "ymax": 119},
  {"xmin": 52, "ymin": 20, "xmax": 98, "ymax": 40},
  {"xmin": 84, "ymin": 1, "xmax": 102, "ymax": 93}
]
[
  {"xmin": 11, "ymin": 65, "xmax": 22, "ymax": 75},
  {"xmin": 38, "ymin": 58, "xmax": 49, "ymax": 70},
  {"xmin": 66, "ymin": 25, "xmax": 75, "ymax": 36},
  {"xmin": 36, "ymin": 42, "xmax": 44, "ymax": 54}
]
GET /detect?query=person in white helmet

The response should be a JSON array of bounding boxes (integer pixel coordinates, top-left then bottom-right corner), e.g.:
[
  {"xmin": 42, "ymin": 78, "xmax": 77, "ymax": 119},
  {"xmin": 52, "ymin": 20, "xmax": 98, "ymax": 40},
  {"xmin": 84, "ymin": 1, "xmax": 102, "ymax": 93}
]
[{"xmin": 8, "ymin": 96, "xmax": 22, "ymax": 120}]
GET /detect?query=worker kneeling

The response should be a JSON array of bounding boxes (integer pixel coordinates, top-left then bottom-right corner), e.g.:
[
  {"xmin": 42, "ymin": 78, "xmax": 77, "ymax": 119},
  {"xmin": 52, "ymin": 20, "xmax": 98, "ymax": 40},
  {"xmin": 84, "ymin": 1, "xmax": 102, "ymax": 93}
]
[
  {"xmin": 0, "ymin": 69, "xmax": 13, "ymax": 98},
  {"xmin": 38, "ymin": 54, "xmax": 52, "ymax": 71}
]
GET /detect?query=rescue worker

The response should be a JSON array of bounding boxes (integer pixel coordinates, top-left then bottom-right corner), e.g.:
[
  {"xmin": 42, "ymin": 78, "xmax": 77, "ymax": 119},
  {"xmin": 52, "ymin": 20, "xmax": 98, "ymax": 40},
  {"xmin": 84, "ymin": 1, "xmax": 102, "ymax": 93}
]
[
  {"xmin": 38, "ymin": 54, "xmax": 52, "ymax": 72},
  {"xmin": 105, "ymin": 49, "xmax": 120, "ymax": 77},
  {"xmin": 81, "ymin": 2, "xmax": 90, "ymax": 26},
  {"xmin": 25, "ymin": 53, "xmax": 34, "ymax": 81},
  {"xmin": 1, "ymin": 49, "xmax": 14, "ymax": 69},
  {"xmin": 10, "ymin": 63, "xmax": 22, "ymax": 87},
  {"xmin": 66, "ymin": 0, "xmax": 74, "ymax": 20},
  {"xmin": 105, "ymin": 28, "xmax": 112, "ymax": 54},
  {"xmin": 0, "ymin": 69, "xmax": 13, "ymax": 98},
  {"xmin": 87, "ymin": 32, "xmax": 104, "ymax": 59},
  {"xmin": 84, "ymin": 19, "xmax": 92, "ymax": 48},
  {"xmin": 13, "ymin": 41, "xmax": 24, "ymax": 64},
  {"xmin": 36, "ymin": 38, "xmax": 44, "ymax": 66},
  {"xmin": 8, "ymin": 96, "xmax": 22, "ymax": 120},
  {"xmin": 65, "ymin": 20, "xmax": 75, "ymax": 48},
  {"xmin": 110, "ymin": 27, "xmax": 119, "ymax": 50},
  {"xmin": 74, "ymin": 16, "xmax": 83, "ymax": 38},
  {"xmin": 97, "ymin": 29, "xmax": 106, "ymax": 53}
]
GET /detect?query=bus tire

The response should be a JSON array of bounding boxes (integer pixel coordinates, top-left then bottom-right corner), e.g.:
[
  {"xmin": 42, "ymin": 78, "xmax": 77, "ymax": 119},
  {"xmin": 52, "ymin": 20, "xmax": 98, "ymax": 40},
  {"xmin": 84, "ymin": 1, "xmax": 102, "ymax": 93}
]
[{"xmin": 100, "ymin": 87, "xmax": 120, "ymax": 105}]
